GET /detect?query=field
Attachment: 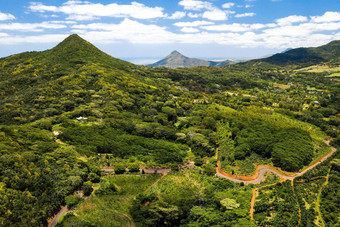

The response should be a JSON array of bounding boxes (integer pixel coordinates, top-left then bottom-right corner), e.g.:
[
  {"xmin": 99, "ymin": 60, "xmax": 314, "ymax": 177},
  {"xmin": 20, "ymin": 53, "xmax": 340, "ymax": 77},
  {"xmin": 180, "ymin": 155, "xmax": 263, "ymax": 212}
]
[
  {"xmin": 253, "ymin": 181, "xmax": 299, "ymax": 226},
  {"xmin": 59, "ymin": 174, "xmax": 160, "ymax": 226}
]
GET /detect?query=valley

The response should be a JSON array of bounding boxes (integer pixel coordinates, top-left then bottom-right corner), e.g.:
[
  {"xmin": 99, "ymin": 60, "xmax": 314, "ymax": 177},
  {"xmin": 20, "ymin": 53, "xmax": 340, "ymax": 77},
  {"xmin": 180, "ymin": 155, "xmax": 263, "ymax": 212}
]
[{"xmin": 0, "ymin": 35, "xmax": 339, "ymax": 226}]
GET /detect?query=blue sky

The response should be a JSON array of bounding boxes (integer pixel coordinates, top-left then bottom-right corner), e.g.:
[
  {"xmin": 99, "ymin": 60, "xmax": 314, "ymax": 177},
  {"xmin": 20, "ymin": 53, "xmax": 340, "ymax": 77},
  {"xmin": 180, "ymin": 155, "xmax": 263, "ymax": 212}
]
[{"xmin": 0, "ymin": 0, "xmax": 339, "ymax": 64}]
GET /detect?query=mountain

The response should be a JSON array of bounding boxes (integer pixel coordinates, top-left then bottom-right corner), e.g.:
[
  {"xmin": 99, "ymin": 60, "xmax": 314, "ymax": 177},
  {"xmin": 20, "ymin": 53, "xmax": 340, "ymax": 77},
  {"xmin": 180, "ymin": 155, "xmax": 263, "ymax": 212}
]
[
  {"xmin": 280, "ymin": 48, "xmax": 293, "ymax": 53},
  {"xmin": 254, "ymin": 40, "xmax": 340, "ymax": 66},
  {"xmin": 0, "ymin": 34, "xmax": 144, "ymax": 125},
  {"xmin": 1, "ymin": 34, "xmax": 339, "ymax": 227},
  {"xmin": 148, "ymin": 50, "xmax": 233, "ymax": 68}
]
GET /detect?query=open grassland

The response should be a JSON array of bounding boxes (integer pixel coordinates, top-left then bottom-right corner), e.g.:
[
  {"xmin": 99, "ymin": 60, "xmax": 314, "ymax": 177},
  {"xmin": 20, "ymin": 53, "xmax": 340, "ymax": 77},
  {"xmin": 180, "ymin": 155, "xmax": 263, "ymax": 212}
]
[{"xmin": 297, "ymin": 64, "xmax": 340, "ymax": 73}]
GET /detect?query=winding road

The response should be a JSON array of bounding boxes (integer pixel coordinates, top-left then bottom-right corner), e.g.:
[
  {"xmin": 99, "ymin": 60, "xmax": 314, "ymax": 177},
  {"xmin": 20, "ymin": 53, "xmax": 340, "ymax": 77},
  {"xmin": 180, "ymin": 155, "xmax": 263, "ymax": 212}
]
[
  {"xmin": 48, "ymin": 206, "xmax": 68, "ymax": 227},
  {"xmin": 216, "ymin": 139, "xmax": 337, "ymax": 184}
]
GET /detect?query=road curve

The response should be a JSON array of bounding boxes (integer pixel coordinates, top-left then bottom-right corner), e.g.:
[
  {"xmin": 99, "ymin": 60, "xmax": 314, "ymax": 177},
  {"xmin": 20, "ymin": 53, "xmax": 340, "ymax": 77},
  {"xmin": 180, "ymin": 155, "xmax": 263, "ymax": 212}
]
[
  {"xmin": 48, "ymin": 206, "xmax": 68, "ymax": 227},
  {"xmin": 216, "ymin": 139, "xmax": 337, "ymax": 184}
]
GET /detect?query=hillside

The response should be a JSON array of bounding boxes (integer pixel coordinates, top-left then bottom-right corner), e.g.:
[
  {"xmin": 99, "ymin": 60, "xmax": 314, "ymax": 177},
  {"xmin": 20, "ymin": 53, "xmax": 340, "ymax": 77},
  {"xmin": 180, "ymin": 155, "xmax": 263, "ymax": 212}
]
[
  {"xmin": 252, "ymin": 40, "xmax": 340, "ymax": 67},
  {"xmin": 148, "ymin": 50, "xmax": 233, "ymax": 68},
  {"xmin": 0, "ymin": 34, "xmax": 339, "ymax": 227}
]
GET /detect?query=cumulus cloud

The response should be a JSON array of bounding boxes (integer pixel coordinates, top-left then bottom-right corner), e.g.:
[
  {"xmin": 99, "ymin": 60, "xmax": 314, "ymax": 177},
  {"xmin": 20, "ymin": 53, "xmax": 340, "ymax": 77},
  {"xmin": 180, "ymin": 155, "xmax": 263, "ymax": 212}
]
[
  {"xmin": 29, "ymin": 1, "xmax": 166, "ymax": 20},
  {"xmin": 202, "ymin": 23, "xmax": 273, "ymax": 32},
  {"xmin": 235, "ymin": 13, "xmax": 255, "ymax": 18},
  {"xmin": 311, "ymin": 11, "xmax": 340, "ymax": 23},
  {"xmin": 180, "ymin": 27, "xmax": 200, "ymax": 33},
  {"xmin": 0, "ymin": 12, "xmax": 16, "ymax": 21},
  {"xmin": 222, "ymin": 3, "xmax": 235, "ymax": 9},
  {"xmin": 179, "ymin": 0, "xmax": 229, "ymax": 21},
  {"xmin": 174, "ymin": 20, "xmax": 214, "ymax": 27},
  {"xmin": 71, "ymin": 19, "xmax": 178, "ymax": 44},
  {"xmin": 202, "ymin": 9, "xmax": 227, "ymax": 20},
  {"xmin": 188, "ymin": 13, "xmax": 201, "ymax": 18},
  {"xmin": 276, "ymin": 15, "xmax": 308, "ymax": 25},
  {"xmin": 0, "ymin": 34, "xmax": 68, "ymax": 44},
  {"xmin": 0, "ymin": 22, "xmax": 66, "ymax": 32},
  {"xmin": 168, "ymin": 11, "xmax": 186, "ymax": 19},
  {"xmin": 178, "ymin": 0, "xmax": 212, "ymax": 11},
  {"xmin": 1, "ymin": 5, "xmax": 339, "ymax": 52}
]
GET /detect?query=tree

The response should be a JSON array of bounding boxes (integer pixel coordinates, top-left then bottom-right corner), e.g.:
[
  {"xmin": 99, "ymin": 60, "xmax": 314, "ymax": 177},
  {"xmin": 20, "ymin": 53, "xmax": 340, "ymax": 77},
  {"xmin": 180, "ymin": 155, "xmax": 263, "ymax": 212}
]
[
  {"xmin": 114, "ymin": 163, "xmax": 126, "ymax": 174},
  {"xmin": 82, "ymin": 181, "xmax": 93, "ymax": 196},
  {"xmin": 95, "ymin": 178, "xmax": 118, "ymax": 195},
  {"xmin": 88, "ymin": 172, "xmax": 100, "ymax": 183},
  {"xmin": 220, "ymin": 198, "xmax": 240, "ymax": 210},
  {"xmin": 128, "ymin": 163, "xmax": 140, "ymax": 173},
  {"xmin": 202, "ymin": 163, "xmax": 216, "ymax": 176}
]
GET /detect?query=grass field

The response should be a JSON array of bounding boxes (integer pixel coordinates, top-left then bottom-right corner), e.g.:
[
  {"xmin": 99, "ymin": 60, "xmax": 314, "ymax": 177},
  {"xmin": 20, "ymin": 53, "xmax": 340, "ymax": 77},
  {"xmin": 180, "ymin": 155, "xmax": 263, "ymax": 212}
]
[
  {"xmin": 325, "ymin": 72, "xmax": 340, "ymax": 77},
  {"xmin": 60, "ymin": 174, "xmax": 160, "ymax": 226},
  {"xmin": 297, "ymin": 64, "xmax": 340, "ymax": 73}
]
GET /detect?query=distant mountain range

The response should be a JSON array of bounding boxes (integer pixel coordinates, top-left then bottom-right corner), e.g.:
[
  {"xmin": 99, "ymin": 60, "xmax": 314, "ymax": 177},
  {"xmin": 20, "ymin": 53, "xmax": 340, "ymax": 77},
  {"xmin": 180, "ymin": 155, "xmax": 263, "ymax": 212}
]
[
  {"xmin": 254, "ymin": 40, "xmax": 340, "ymax": 67},
  {"xmin": 148, "ymin": 39, "xmax": 340, "ymax": 69},
  {"xmin": 148, "ymin": 51, "xmax": 234, "ymax": 68}
]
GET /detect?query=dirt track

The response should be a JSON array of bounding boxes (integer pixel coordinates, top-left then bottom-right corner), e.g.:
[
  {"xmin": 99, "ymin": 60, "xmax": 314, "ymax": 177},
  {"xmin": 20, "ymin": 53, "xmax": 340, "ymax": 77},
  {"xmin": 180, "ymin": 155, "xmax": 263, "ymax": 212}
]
[
  {"xmin": 216, "ymin": 139, "xmax": 337, "ymax": 184},
  {"xmin": 48, "ymin": 206, "xmax": 68, "ymax": 227}
]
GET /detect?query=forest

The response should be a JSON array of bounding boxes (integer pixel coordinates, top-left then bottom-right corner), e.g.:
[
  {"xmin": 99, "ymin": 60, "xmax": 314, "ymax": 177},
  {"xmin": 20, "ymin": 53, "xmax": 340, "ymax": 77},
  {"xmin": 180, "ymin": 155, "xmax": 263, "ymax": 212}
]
[{"xmin": 0, "ymin": 35, "xmax": 339, "ymax": 226}]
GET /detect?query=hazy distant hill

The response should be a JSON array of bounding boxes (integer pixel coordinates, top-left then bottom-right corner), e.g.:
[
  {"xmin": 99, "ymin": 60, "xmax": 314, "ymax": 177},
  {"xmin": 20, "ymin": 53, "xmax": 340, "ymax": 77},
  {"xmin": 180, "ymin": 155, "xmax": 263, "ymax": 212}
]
[
  {"xmin": 148, "ymin": 50, "xmax": 233, "ymax": 68},
  {"xmin": 254, "ymin": 40, "xmax": 340, "ymax": 67}
]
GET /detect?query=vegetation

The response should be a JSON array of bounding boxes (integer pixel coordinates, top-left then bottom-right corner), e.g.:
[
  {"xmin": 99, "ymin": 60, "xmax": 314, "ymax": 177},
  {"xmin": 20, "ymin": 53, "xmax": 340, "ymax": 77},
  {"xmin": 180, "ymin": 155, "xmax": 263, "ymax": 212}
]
[
  {"xmin": 59, "ymin": 174, "xmax": 160, "ymax": 226},
  {"xmin": 0, "ymin": 34, "xmax": 339, "ymax": 226},
  {"xmin": 253, "ymin": 181, "xmax": 299, "ymax": 226}
]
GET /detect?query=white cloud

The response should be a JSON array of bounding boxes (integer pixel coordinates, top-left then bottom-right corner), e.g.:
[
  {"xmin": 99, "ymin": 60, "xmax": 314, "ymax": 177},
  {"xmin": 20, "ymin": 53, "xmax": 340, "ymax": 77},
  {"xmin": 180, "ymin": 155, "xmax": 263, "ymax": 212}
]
[
  {"xmin": 67, "ymin": 14, "xmax": 99, "ymax": 21},
  {"xmin": 181, "ymin": 27, "xmax": 200, "ymax": 33},
  {"xmin": 0, "ymin": 22, "xmax": 67, "ymax": 32},
  {"xmin": 188, "ymin": 13, "xmax": 201, "ymax": 18},
  {"xmin": 0, "ymin": 12, "xmax": 16, "ymax": 21},
  {"xmin": 29, "ymin": 3, "xmax": 58, "ymax": 13},
  {"xmin": 276, "ymin": 15, "xmax": 308, "ymax": 25},
  {"xmin": 168, "ymin": 11, "xmax": 186, "ymax": 19},
  {"xmin": 71, "ymin": 19, "xmax": 178, "ymax": 44},
  {"xmin": 178, "ymin": 0, "xmax": 212, "ymax": 11},
  {"xmin": 222, "ymin": 3, "xmax": 235, "ymax": 9},
  {"xmin": 311, "ymin": 11, "xmax": 340, "ymax": 23},
  {"xmin": 0, "ymin": 34, "xmax": 68, "ymax": 44},
  {"xmin": 50, "ymin": 20, "xmax": 77, "ymax": 24},
  {"xmin": 179, "ymin": 0, "xmax": 230, "ymax": 20},
  {"xmin": 202, "ymin": 23, "xmax": 251, "ymax": 32},
  {"xmin": 1, "ymin": 6, "xmax": 339, "ymax": 53},
  {"xmin": 203, "ymin": 9, "xmax": 227, "ymax": 20},
  {"xmin": 174, "ymin": 20, "xmax": 214, "ymax": 27},
  {"xmin": 29, "ymin": 1, "xmax": 166, "ymax": 20},
  {"xmin": 235, "ymin": 13, "xmax": 255, "ymax": 18},
  {"xmin": 202, "ymin": 23, "xmax": 271, "ymax": 32}
]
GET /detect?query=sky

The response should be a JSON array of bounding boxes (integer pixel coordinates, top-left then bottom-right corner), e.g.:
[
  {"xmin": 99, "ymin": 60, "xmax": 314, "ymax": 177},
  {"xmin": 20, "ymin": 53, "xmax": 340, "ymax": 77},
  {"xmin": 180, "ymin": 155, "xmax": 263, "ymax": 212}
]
[{"xmin": 0, "ymin": 0, "xmax": 340, "ymax": 64}]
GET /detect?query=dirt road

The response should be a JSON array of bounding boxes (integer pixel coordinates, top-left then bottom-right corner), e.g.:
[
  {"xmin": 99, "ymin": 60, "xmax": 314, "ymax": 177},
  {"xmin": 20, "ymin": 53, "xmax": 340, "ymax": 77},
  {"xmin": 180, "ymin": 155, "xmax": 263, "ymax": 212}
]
[
  {"xmin": 48, "ymin": 206, "xmax": 68, "ymax": 227},
  {"xmin": 216, "ymin": 139, "xmax": 337, "ymax": 184}
]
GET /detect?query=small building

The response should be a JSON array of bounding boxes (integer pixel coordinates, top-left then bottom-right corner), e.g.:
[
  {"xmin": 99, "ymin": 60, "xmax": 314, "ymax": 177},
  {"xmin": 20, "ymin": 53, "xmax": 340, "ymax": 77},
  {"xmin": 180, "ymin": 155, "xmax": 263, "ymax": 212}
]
[{"xmin": 76, "ymin": 116, "xmax": 88, "ymax": 121}]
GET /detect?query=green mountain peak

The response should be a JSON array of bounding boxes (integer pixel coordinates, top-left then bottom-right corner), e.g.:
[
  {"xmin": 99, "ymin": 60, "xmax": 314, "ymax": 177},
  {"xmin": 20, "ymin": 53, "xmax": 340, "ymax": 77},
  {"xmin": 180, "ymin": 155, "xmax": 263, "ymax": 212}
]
[
  {"xmin": 44, "ymin": 34, "xmax": 133, "ymax": 69},
  {"xmin": 48, "ymin": 34, "xmax": 106, "ymax": 60}
]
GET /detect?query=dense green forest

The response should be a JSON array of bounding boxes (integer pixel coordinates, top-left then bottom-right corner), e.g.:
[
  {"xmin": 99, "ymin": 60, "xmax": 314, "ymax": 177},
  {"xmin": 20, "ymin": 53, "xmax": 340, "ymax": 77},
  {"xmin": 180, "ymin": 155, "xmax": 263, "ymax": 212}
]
[{"xmin": 0, "ymin": 35, "xmax": 339, "ymax": 226}]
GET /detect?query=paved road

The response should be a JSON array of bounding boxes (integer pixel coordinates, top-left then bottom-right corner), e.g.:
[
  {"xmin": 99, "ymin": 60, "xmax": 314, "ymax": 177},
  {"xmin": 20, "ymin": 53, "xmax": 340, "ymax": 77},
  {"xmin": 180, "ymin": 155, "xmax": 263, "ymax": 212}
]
[{"xmin": 216, "ymin": 139, "xmax": 337, "ymax": 184}]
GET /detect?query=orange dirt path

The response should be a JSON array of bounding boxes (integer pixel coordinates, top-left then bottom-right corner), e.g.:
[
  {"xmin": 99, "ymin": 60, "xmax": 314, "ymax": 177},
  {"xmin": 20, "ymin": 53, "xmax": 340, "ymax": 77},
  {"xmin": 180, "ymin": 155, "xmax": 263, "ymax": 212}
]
[{"xmin": 216, "ymin": 138, "xmax": 337, "ymax": 184}]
